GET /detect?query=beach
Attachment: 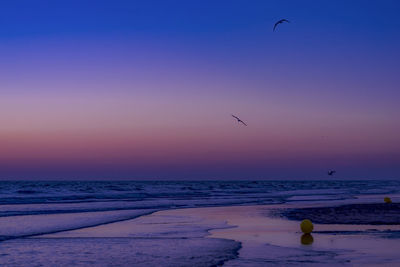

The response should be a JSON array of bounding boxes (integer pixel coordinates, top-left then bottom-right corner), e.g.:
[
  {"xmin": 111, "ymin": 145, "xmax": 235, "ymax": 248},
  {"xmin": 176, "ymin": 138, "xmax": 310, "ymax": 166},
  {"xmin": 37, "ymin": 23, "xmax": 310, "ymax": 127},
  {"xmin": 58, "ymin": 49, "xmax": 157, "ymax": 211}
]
[
  {"xmin": 1, "ymin": 204, "xmax": 400, "ymax": 266},
  {"xmin": 0, "ymin": 181, "xmax": 399, "ymax": 266},
  {"xmin": 2, "ymin": 1, "xmax": 400, "ymax": 265}
]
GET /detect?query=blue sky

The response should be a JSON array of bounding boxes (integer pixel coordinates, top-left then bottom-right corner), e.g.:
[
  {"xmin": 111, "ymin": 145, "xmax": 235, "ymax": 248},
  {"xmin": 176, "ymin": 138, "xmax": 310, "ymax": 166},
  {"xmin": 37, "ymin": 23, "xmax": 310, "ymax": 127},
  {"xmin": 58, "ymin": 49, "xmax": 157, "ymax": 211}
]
[{"xmin": 1, "ymin": 0, "xmax": 399, "ymax": 179}]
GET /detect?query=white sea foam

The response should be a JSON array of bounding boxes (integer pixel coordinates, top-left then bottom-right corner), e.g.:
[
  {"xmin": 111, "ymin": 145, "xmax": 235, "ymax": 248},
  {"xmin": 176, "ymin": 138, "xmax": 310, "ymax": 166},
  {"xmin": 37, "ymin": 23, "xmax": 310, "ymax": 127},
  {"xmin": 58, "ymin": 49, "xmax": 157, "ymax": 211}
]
[
  {"xmin": 0, "ymin": 209, "xmax": 156, "ymax": 239},
  {"xmin": 0, "ymin": 207, "xmax": 240, "ymax": 267}
]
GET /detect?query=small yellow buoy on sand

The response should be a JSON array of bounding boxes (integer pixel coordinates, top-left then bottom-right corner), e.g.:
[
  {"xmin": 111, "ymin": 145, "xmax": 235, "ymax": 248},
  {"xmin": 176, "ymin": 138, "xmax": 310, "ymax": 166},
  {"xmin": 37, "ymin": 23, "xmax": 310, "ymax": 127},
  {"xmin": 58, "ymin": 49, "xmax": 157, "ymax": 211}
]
[
  {"xmin": 384, "ymin": 197, "xmax": 392, "ymax": 203},
  {"xmin": 301, "ymin": 233, "xmax": 314, "ymax": 245},
  {"xmin": 300, "ymin": 219, "xmax": 314, "ymax": 234}
]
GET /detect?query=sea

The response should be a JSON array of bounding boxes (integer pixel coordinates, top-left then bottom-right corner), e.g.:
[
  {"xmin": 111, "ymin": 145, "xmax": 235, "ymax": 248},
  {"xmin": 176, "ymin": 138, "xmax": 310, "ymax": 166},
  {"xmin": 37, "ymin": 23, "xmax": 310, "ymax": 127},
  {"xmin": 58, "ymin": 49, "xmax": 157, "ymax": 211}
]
[{"xmin": 0, "ymin": 180, "xmax": 399, "ymax": 266}]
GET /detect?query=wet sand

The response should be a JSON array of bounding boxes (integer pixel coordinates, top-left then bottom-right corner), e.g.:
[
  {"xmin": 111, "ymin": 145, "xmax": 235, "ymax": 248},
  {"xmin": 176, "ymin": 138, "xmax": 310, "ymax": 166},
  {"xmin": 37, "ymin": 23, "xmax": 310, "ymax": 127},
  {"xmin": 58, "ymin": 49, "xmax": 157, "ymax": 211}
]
[
  {"xmin": 279, "ymin": 203, "xmax": 400, "ymax": 225},
  {"xmin": 2, "ymin": 204, "xmax": 400, "ymax": 266},
  {"xmin": 165, "ymin": 205, "xmax": 400, "ymax": 266}
]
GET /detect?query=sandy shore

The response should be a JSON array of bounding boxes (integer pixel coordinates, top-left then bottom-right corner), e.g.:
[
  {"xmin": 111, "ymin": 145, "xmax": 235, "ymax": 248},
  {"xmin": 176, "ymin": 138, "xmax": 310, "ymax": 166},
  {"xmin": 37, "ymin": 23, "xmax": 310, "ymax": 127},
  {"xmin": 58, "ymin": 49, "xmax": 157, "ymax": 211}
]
[
  {"xmin": 279, "ymin": 203, "xmax": 400, "ymax": 225},
  {"xmin": 159, "ymin": 204, "xmax": 400, "ymax": 266}
]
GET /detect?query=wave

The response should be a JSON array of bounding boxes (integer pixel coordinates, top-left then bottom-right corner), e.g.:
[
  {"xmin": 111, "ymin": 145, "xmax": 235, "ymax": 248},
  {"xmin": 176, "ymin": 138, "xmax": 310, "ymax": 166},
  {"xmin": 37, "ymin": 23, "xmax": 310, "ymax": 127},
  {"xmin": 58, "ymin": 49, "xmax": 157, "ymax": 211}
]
[
  {"xmin": 0, "ymin": 209, "xmax": 157, "ymax": 241},
  {"xmin": 0, "ymin": 180, "xmax": 399, "ymax": 241}
]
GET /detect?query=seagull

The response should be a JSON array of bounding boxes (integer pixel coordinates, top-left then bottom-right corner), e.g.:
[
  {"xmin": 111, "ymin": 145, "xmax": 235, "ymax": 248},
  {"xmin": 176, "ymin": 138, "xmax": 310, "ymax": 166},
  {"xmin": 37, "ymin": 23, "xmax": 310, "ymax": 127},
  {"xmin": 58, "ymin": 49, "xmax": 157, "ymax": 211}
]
[
  {"xmin": 273, "ymin": 19, "xmax": 290, "ymax": 31},
  {"xmin": 327, "ymin": 170, "xmax": 336, "ymax": 176},
  {"xmin": 231, "ymin": 115, "xmax": 247, "ymax": 126}
]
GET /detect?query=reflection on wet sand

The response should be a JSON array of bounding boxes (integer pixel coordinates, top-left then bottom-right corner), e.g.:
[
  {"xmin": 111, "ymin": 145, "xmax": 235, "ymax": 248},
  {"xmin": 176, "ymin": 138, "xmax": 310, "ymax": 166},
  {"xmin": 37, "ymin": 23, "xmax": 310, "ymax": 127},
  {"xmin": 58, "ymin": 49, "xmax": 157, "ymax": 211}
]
[{"xmin": 301, "ymin": 233, "xmax": 314, "ymax": 245}]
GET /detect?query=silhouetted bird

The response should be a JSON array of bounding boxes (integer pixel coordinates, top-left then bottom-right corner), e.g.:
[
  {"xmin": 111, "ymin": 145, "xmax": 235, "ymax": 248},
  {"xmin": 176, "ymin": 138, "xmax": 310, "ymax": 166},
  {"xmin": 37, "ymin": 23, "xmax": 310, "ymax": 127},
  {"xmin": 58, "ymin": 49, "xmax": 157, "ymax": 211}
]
[
  {"xmin": 273, "ymin": 19, "xmax": 290, "ymax": 31},
  {"xmin": 328, "ymin": 170, "xmax": 336, "ymax": 176},
  {"xmin": 231, "ymin": 115, "xmax": 247, "ymax": 126}
]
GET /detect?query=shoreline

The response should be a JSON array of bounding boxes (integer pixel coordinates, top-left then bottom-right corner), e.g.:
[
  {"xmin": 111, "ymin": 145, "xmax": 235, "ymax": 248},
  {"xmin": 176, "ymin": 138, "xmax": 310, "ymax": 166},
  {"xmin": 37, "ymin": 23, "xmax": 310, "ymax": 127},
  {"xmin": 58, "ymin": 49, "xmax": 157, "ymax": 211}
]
[
  {"xmin": 159, "ymin": 204, "xmax": 400, "ymax": 266},
  {"xmin": 1, "ymin": 203, "xmax": 400, "ymax": 266}
]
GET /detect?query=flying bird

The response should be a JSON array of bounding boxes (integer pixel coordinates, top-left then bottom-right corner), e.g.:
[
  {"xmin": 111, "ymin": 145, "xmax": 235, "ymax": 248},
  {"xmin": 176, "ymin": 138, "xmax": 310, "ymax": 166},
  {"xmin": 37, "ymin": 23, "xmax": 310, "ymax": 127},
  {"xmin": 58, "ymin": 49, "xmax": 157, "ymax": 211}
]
[
  {"xmin": 327, "ymin": 170, "xmax": 336, "ymax": 176},
  {"xmin": 273, "ymin": 19, "xmax": 290, "ymax": 31},
  {"xmin": 231, "ymin": 115, "xmax": 247, "ymax": 126}
]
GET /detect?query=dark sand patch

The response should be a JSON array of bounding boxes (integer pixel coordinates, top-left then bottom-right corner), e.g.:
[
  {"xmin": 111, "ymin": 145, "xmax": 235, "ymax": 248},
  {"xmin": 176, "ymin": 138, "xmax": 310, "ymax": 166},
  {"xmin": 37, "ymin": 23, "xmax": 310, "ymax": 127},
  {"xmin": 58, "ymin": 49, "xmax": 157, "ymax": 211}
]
[{"xmin": 278, "ymin": 203, "xmax": 400, "ymax": 225}]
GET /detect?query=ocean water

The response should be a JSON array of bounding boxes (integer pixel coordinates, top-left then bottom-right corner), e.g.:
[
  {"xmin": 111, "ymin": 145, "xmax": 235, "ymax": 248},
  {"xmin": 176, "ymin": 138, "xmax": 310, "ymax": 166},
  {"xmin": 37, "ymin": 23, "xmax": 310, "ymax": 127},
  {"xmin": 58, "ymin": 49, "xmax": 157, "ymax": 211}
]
[
  {"xmin": 0, "ymin": 180, "xmax": 399, "ymax": 238},
  {"xmin": 0, "ymin": 180, "xmax": 399, "ymax": 266}
]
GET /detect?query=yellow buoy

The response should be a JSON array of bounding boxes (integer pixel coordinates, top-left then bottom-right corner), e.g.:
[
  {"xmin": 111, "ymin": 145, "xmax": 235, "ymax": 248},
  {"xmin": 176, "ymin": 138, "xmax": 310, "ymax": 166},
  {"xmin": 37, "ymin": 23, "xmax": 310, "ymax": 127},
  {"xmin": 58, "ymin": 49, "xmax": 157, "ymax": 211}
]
[
  {"xmin": 384, "ymin": 197, "xmax": 392, "ymax": 203},
  {"xmin": 300, "ymin": 219, "xmax": 314, "ymax": 234},
  {"xmin": 301, "ymin": 233, "xmax": 314, "ymax": 245}
]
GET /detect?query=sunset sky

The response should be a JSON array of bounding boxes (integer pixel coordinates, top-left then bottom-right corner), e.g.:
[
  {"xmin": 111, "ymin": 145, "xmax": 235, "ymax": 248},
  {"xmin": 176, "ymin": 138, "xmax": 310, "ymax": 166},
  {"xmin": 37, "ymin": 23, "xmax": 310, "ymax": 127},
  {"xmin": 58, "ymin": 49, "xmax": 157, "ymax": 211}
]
[{"xmin": 1, "ymin": 0, "xmax": 399, "ymax": 179}]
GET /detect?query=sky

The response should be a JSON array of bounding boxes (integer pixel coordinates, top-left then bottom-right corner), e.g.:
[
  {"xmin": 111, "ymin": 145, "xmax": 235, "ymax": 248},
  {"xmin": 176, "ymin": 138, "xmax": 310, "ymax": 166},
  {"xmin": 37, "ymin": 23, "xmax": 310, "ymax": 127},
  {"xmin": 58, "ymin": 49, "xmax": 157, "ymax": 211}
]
[{"xmin": 0, "ymin": 0, "xmax": 399, "ymax": 180}]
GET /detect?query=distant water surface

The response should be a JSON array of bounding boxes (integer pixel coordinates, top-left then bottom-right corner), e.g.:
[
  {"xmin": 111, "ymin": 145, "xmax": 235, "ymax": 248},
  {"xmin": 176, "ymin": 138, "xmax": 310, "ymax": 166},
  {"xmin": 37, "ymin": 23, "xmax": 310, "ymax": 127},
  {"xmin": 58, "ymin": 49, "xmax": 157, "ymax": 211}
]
[{"xmin": 1, "ymin": 180, "xmax": 399, "ymax": 206}]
